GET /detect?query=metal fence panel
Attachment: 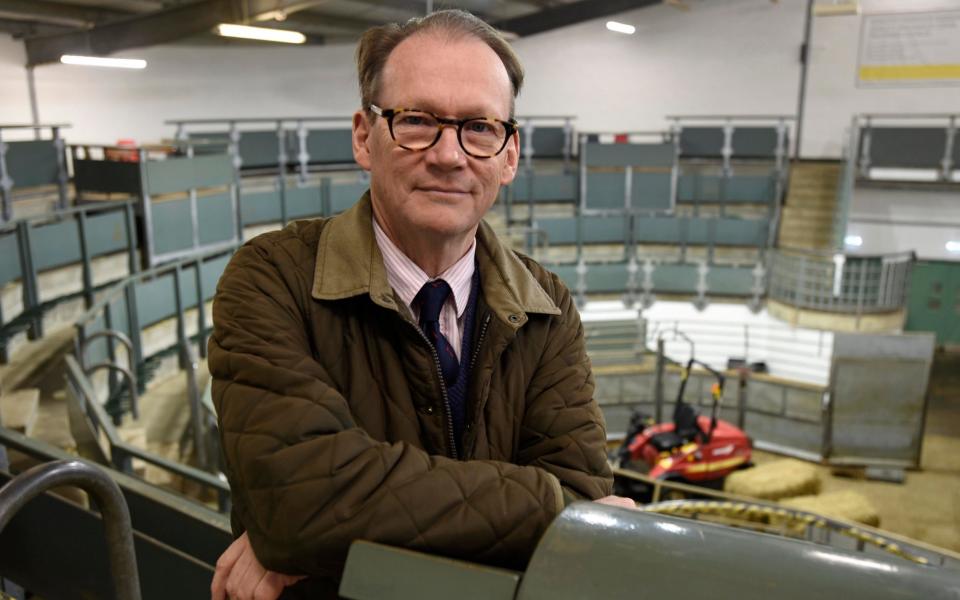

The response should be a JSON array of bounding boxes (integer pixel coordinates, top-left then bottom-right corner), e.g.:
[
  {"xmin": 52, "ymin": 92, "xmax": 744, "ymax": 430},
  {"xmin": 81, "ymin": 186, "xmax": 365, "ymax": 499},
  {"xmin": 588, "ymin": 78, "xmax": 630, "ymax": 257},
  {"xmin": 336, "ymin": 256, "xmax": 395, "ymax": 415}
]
[
  {"xmin": 631, "ymin": 172, "xmax": 672, "ymax": 211},
  {"xmin": 0, "ymin": 230, "xmax": 22, "ymax": 286},
  {"xmin": 305, "ymin": 129, "xmax": 355, "ymax": 164},
  {"xmin": 239, "ymin": 189, "xmax": 282, "ymax": 225},
  {"xmin": 196, "ymin": 193, "xmax": 235, "ymax": 246},
  {"xmin": 6, "ymin": 140, "xmax": 60, "ymax": 188},
  {"xmin": 30, "ymin": 218, "xmax": 80, "ymax": 271},
  {"xmin": 585, "ymin": 142, "xmax": 675, "ymax": 168},
  {"xmin": 86, "ymin": 210, "xmax": 133, "ymax": 257},
  {"xmin": 151, "ymin": 199, "xmax": 195, "ymax": 256},
  {"xmin": 285, "ymin": 185, "xmax": 324, "ymax": 220},
  {"xmin": 828, "ymin": 332, "xmax": 935, "ymax": 467}
]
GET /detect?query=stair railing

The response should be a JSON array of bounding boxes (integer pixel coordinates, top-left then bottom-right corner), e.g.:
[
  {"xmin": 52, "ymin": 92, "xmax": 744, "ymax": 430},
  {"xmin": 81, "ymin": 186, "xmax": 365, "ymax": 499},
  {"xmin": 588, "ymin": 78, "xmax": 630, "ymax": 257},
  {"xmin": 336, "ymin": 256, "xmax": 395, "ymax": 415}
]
[{"xmin": 0, "ymin": 459, "xmax": 142, "ymax": 600}]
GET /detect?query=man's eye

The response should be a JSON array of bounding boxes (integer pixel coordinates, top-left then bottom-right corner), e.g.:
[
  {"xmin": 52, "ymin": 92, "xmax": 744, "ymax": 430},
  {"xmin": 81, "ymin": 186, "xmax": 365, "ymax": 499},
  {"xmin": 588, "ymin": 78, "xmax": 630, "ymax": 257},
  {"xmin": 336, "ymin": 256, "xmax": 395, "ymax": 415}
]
[
  {"xmin": 467, "ymin": 121, "xmax": 495, "ymax": 134},
  {"xmin": 398, "ymin": 114, "xmax": 430, "ymax": 126}
]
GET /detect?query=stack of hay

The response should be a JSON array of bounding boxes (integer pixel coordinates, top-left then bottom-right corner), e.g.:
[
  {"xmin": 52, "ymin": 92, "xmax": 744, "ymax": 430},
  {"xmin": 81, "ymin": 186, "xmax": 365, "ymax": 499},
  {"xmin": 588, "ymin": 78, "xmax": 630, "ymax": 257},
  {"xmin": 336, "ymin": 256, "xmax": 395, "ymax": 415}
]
[{"xmin": 725, "ymin": 459, "xmax": 879, "ymax": 527}]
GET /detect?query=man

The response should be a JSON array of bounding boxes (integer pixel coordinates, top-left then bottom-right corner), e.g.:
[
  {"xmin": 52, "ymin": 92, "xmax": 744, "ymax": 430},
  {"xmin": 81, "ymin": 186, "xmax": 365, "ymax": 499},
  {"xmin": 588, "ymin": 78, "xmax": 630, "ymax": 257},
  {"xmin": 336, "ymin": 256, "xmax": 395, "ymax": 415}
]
[{"xmin": 210, "ymin": 9, "xmax": 631, "ymax": 600}]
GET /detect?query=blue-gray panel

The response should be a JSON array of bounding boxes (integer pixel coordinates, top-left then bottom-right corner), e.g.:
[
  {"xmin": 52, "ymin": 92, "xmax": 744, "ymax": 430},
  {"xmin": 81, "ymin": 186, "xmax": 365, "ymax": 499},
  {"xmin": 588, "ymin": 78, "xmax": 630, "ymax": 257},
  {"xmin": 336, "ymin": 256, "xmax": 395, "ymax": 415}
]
[
  {"xmin": 30, "ymin": 219, "xmax": 80, "ymax": 272},
  {"xmin": 134, "ymin": 275, "xmax": 177, "ymax": 328},
  {"xmin": 706, "ymin": 265, "xmax": 755, "ymax": 295},
  {"xmin": 679, "ymin": 173, "xmax": 776, "ymax": 204},
  {"xmin": 197, "ymin": 193, "xmax": 235, "ymax": 246},
  {"xmin": 0, "ymin": 232, "xmax": 22, "ymax": 286},
  {"xmin": 240, "ymin": 190, "xmax": 282, "ymax": 225},
  {"xmin": 547, "ymin": 264, "xmax": 578, "ymax": 290},
  {"xmin": 85, "ymin": 210, "xmax": 131, "ymax": 257},
  {"xmin": 330, "ymin": 182, "xmax": 367, "ymax": 214},
  {"xmin": 188, "ymin": 132, "xmax": 230, "ymax": 157},
  {"xmin": 151, "ymin": 199, "xmax": 194, "ymax": 256},
  {"xmin": 530, "ymin": 127, "xmax": 566, "ymax": 158},
  {"xmin": 652, "ymin": 263, "xmax": 699, "ymax": 293},
  {"xmin": 73, "ymin": 160, "xmax": 142, "ymax": 195},
  {"xmin": 634, "ymin": 217, "xmax": 681, "ymax": 244},
  {"xmin": 144, "ymin": 155, "xmax": 232, "ymax": 195},
  {"xmin": 240, "ymin": 131, "xmax": 284, "ymax": 168},
  {"xmin": 585, "ymin": 172, "xmax": 625, "ymax": 209},
  {"xmin": 536, "ymin": 218, "xmax": 576, "ymax": 245},
  {"xmin": 6, "ymin": 141, "xmax": 60, "ymax": 188},
  {"xmin": 714, "ymin": 218, "xmax": 768, "ymax": 247},
  {"xmin": 536, "ymin": 217, "xmax": 626, "ymax": 245},
  {"xmin": 585, "ymin": 143, "xmax": 675, "ymax": 168},
  {"xmin": 686, "ymin": 218, "xmax": 710, "ymax": 244},
  {"xmin": 534, "ymin": 173, "xmax": 577, "ymax": 201},
  {"xmin": 631, "ymin": 172, "xmax": 671, "ymax": 211},
  {"xmin": 200, "ymin": 253, "xmax": 232, "ymax": 301},
  {"xmin": 679, "ymin": 128, "xmax": 724, "ymax": 158},
  {"xmin": 731, "ymin": 127, "xmax": 781, "ymax": 158},
  {"xmin": 285, "ymin": 186, "xmax": 324, "ymax": 220},
  {"xmin": 306, "ymin": 129, "xmax": 355, "ymax": 164},
  {"xmin": 585, "ymin": 263, "xmax": 630, "ymax": 292},
  {"xmin": 866, "ymin": 127, "xmax": 948, "ymax": 169}
]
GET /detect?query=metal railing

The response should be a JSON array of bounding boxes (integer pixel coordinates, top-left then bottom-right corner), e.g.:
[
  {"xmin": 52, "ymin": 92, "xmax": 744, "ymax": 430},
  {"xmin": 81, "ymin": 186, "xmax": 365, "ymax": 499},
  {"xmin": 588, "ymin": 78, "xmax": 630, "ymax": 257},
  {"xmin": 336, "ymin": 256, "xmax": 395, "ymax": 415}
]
[
  {"xmin": 0, "ymin": 201, "xmax": 139, "ymax": 361},
  {"xmin": 855, "ymin": 113, "xmax": 958, "ymax": 182},
  {"xmin": 0, "ymin": 459, "xmax": 142, "ymax": 599},
  {"xmin": 0, "ymin": 123, "xmax": 70, "ymax": 224},
  {"xmin": 768, "ymin": 248, "xmax": 914, "ymax": 315}
]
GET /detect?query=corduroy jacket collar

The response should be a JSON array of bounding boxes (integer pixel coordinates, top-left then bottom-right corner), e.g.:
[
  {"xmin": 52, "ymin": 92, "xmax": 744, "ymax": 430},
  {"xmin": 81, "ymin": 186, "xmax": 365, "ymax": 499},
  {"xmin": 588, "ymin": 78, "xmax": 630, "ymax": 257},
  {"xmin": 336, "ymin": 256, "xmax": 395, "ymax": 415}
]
[{"xmin": 311, "ymin": 192, "xmax": 560, "ymax": 328}]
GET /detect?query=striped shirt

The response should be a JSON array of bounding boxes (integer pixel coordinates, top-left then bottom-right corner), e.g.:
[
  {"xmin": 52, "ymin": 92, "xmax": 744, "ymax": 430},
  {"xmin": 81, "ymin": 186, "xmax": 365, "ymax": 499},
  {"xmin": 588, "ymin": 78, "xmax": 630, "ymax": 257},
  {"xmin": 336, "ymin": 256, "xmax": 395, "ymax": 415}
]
[{"xmin": 373, "ymin": 218, "xmax": 476, "ymax": 361}]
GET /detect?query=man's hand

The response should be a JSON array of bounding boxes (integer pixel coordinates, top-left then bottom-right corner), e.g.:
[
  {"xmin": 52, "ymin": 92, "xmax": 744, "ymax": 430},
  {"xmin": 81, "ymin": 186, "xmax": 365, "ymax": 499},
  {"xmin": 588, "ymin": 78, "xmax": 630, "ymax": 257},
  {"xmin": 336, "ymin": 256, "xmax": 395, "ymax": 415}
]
[
  {"xmin": 594, "ymin": 495, "xmax": 637, "ymax": 509},
  {"xmin": 211, "ymin": 532, "xmax": 305, "ymax": 600}
]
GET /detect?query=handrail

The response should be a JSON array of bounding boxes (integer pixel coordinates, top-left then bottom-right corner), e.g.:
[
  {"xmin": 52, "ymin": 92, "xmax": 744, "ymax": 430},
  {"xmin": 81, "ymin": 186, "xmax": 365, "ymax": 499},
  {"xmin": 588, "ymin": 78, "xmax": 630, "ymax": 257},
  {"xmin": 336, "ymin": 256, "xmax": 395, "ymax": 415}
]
[
  {"xmin": 0, "ymin": 459, "xmax": 142, "ymax": 600},
  {"xmin": 0, "ymin": 123, "xmax": 72, "ymax": 130},
  {"xmin": 84, "ymin": 362, "xmax": 140, "ymax": 421},
  {"xmin": 666, "ymin": 115, "xmax": 797, "ymax": 121}
]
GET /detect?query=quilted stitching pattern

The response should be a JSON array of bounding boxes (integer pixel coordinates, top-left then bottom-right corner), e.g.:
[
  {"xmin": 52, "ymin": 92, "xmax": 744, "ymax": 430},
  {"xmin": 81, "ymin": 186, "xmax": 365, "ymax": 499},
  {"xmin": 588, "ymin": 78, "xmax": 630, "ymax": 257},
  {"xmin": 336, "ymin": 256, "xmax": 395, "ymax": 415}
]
[{"xmin": 210, "ymin": 218, "xmax": 612, "ymax": 577}]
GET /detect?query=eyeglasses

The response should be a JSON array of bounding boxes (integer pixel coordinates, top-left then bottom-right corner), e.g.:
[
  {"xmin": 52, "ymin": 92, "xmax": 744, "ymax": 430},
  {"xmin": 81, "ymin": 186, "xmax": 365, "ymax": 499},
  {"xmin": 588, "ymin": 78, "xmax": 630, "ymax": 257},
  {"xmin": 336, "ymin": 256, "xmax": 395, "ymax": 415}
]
[{"xmin": 369, "ymin": 104, "xmax": 517, "ymax": 159}]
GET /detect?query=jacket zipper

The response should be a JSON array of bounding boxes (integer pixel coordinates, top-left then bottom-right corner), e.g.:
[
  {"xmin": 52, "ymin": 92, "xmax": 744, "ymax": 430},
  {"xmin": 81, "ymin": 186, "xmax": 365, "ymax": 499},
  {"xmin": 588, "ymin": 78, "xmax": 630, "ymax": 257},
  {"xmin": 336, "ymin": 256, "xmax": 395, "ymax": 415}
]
[
  {"xmin": 469, "ymin": 314, "xmax": 492, "ymax": 374},
  {"xmin": 409, "ymin": 322, "xmax": 459, "ymax": 460}
]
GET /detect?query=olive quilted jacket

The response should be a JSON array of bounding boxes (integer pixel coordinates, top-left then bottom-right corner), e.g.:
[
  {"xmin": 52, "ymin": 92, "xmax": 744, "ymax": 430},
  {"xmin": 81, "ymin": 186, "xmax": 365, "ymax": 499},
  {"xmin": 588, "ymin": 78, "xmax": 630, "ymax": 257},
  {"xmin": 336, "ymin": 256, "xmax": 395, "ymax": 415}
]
[{"xmin": 209, "ymin": 193, "xmax": 612, "ymax": 580}]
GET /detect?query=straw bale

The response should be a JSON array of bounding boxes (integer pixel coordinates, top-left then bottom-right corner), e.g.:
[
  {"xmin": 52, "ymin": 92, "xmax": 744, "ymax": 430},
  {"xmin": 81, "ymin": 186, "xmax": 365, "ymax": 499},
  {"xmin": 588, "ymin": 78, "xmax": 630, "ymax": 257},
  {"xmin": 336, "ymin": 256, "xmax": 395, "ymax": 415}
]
[
  {"xmin": 782, "ymin": 490, "xmax": 880, "ymax": 527},
  {"xmin": 724, "ymin": 459, "xmax": 821, "ymax": 500}
]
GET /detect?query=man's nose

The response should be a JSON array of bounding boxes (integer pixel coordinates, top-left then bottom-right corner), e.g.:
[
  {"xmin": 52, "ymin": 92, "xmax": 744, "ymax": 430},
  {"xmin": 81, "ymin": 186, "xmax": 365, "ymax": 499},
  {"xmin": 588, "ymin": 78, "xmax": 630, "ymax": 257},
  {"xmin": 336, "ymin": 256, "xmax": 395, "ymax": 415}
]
[{"xmin": 426, "ymin": 124, "xmax": 465, "ymax": 167}]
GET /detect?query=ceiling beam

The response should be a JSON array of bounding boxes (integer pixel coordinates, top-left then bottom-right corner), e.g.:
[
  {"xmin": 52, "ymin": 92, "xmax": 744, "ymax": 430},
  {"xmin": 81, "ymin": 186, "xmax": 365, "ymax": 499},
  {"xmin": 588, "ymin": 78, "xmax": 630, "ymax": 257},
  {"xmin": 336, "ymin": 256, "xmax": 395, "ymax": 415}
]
[
  {"xmin": 0, "ymin": 0, "xmax": 130, "ymax": 28},
  {"xmin": 21, "ymin": 0, "xmax": 327, "ymax": 67},
  {"xmin": 493, "ymin": 0, "xmax": 660, "ymax": 37},
  {"xmin": 277, "ymin": 10, "xmax": 383, "ymax": 33},
  {"xmin": 0, "ymin": 17, "xmax": 73, "ymax": 38}
]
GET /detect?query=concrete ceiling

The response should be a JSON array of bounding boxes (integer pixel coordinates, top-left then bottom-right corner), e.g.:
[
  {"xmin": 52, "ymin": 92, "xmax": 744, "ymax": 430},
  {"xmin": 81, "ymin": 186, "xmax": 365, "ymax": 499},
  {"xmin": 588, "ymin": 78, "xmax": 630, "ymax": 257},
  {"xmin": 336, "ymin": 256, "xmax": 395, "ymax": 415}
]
[{"xmin": 0, "ymin": 0, "xmax": 662, "ymax": 66}]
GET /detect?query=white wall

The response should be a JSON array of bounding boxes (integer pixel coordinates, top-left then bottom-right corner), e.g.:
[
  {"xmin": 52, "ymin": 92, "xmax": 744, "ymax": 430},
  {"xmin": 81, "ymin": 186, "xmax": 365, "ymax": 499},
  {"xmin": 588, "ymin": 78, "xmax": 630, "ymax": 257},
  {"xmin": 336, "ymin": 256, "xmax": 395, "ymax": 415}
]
[
  {"xmin": 1, "ymin": 0, "xmax": 960, "ymax": 152},
  {"xmin": 2, "ymin": 41, "xmax": 359, "ymax": 144},
  {"xmin": 846, "ymin": 188, "xmax": 960, "ymax": 260}
]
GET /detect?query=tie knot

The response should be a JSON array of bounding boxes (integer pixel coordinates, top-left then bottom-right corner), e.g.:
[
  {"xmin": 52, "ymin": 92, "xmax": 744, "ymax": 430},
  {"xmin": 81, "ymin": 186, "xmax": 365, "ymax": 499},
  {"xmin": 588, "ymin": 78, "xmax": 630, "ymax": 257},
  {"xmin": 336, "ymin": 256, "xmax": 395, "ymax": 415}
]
[{"xmin": 415, "ymin": 279, "xmax": 452, "ymax": 323}]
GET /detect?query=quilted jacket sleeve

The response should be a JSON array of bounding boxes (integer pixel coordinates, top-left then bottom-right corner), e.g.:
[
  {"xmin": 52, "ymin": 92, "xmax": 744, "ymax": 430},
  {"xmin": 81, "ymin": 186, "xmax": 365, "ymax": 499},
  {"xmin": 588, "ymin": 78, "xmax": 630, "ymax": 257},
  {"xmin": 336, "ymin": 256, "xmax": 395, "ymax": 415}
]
[
  {"xmin": 209, "ymin": 238, "xmax": 567, "ymax": 577},
  {"xmin": 516, "ymin": 268, "xmax": 614, "ymax": 502}
]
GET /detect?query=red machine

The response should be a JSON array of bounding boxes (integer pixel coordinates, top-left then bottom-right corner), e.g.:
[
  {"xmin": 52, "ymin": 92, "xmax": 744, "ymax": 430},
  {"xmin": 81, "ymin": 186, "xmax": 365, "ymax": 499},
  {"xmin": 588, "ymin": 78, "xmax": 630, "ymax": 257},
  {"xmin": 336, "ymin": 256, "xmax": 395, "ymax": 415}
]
[{"xmin": 617, "ymin": 358, "xmax": 752, "ymax": 489}]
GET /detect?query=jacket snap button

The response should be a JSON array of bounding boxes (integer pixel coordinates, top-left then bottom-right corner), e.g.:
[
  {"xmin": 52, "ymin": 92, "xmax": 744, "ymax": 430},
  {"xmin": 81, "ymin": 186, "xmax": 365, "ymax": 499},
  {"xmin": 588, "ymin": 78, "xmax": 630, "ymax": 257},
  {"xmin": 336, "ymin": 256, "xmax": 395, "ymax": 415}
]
[
  {"xmin": 422, "ymin": 405, "xmax": 435, "ymax": 415},
  {"xmin": 508, "ymin": 314, "xmax": 521, "ymax": 323}
]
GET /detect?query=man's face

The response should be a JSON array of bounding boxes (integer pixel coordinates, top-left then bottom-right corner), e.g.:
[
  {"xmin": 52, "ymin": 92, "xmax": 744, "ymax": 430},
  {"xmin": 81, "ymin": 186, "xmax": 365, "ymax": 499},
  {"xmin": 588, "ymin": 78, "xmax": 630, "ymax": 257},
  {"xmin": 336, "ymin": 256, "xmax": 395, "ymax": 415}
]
[{"xmin": 352, "ymin": 32, "xmax": 519, "ymax": 243}]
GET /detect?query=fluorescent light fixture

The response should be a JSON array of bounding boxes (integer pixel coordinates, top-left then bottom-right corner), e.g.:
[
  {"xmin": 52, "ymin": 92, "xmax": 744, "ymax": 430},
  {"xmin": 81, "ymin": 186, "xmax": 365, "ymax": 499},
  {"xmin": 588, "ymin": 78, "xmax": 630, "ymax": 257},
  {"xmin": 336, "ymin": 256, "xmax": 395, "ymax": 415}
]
[
  {"xmin": 946, "ymin": 241, "xmax": 960, "ymax": 253},
  {"xmin": 606, "ymin": 21, "xmax": 636, "ymax": 35},
  {"xmin": 844, "ymin": 235, "xmax": 863, "ymax": 248},
  {"xmin": 60, "ymin": 55, "xmax": 146, "ymax": 69},
  {"xmin": 215, "ymin": 23, "xmax": 306, "ymax": 44}
]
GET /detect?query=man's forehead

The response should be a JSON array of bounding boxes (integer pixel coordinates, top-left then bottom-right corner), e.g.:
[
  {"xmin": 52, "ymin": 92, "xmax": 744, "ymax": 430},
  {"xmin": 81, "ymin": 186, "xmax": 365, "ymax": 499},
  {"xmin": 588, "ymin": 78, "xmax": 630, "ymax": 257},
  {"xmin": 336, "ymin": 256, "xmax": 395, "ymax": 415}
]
[{"xmin": 378, "ymin": 31, "xmax": 512, "ymax": 114}]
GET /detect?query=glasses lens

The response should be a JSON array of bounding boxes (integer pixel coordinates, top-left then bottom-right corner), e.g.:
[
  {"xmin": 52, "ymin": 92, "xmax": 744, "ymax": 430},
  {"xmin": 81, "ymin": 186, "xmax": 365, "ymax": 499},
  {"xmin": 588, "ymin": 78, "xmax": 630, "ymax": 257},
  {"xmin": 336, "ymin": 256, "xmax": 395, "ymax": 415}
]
[
  {"xmin": 391, "ymin": 111, "xmax": 440, "ymax": 150},
  {"xmin": 461, "ymin": 119, "xmax": 507, "ymax": 157}
]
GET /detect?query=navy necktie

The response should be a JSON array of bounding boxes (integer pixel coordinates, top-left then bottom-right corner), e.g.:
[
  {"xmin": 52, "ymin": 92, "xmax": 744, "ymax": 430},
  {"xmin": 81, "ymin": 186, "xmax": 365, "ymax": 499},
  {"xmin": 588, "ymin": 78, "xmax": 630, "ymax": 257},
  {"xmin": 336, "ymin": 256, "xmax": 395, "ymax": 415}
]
[{"xmin": 415, "ymin": 280, "xmax": 459, "ymax": 387}]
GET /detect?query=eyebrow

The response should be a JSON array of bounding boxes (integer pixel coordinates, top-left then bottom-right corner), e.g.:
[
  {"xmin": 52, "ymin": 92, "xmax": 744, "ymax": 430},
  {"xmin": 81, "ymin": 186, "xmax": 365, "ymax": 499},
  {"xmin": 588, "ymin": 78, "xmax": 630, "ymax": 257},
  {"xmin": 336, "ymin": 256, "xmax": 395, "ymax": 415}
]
[{"xmin": 395, "ymin": 101, "xmax": 506, "ymax": 120}]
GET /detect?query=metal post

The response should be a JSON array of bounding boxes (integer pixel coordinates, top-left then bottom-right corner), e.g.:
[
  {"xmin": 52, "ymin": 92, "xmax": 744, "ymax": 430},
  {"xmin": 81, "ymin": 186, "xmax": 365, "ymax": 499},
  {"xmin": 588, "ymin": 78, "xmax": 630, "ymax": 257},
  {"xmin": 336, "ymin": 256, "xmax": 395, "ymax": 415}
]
[
  {"xmin": 26, "ymin": 68, "xmax": 40, "ymax": 139},
  {"xmin": 654, "ymin": 338, "xmax": 665, "ymax": 424},
  {"xmin": 0, "ymin": 129, "xmax": 12, "ymax": 223},
  {"xmin": 123, "ymin": 202, "xmax": 138, "ymax": 275},
  {"xmin": 103, "ymin": 302, "xmax": 119, "ymax": 402},
  {"xmin": 523, "ymin": 120, "xmax": 535, "ymax": 172},
  {"xmin": 138, "ymin": 150, "xmax": 157, "ymax": 269},
  {"xmin": 195, "ymin": 258, "xmax": 207, "ymax": 359},
  {"xmin": 172, "ymin": 265, "xmax": 187, "ymax": 370},
  {"xmin": 942, "ymin": 115, "xmax": 956, "ymax": 182},
  {"xmin": 737, "ymin": 369, "xmax": 747, "ymax": 430},
  {"xmin": 297, "ymin": 120, "xmax": 309, "ymax": 184},
  {"xmin": 187, "ymin": 144, "xmax": 200, "ymax": 253},
  {"xmin": 276, "ymin": 120, "xmax": 288, "ymax": 227},
  {"xmin": 184, "ymin": 343, "xmax": 208, "ymax": 471},
  {"xmin": 562, "ymin": 118, "xmax": 573, "ymax": 172},
  {"xmin": 15, "ymin": 222, "xmax": 41, "ymax": 339},
  {"xmin": 52, "ymin": 127, "xmax": 68, "ymax": 211},
  {"xmin": 721, "ymin": 121, "xmax": 734, "ymax": 177},
  {"xmin": 0, "ymin": 459, "xmax": 142, "ymax": 600},
  {"xmin": 794, "ymin": 0, "xmax": 814, "ymax": 159},
  {"xmin": 77, "ymin": 209, "xmax": 94, "ymax": 309},
  {"xmin": 857, "ymin": 118, "xmax": 872, "ymax": 179},
  {"xmin": 123, "ymin": 284, "xmax": 143, "ymax": 390}
]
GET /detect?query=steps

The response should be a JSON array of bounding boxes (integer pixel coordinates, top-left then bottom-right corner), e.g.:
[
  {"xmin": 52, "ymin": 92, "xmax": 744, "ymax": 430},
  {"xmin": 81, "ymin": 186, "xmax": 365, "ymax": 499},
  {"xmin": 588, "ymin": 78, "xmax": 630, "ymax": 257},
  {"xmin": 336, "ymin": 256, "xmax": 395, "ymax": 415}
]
[
  {"xmin": 0, "ymin": 388, "xmax": 40, "ymax": 436},
  {"xmin": 778, "ymin": 162, "xmax": 843, "ymax": 251}
]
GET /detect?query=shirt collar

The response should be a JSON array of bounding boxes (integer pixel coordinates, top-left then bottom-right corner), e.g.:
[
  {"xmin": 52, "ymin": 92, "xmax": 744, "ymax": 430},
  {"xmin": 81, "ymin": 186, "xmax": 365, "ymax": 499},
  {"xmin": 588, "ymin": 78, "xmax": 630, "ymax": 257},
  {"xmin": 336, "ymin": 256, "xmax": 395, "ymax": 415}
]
[{"xmin": 372, "ymin": 217, "xmax": 476, "ymax": 318}]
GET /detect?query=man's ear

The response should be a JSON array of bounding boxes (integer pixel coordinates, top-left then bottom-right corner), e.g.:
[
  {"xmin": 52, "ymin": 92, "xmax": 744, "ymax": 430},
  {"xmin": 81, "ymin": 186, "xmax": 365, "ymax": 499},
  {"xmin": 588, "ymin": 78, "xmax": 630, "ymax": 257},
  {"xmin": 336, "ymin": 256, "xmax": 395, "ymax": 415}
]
[
  {"xmin": 499, "ymin": 129, "xmax": 520, "ymax": 186},
  {"xmin": 352, "ymin": 110, "xmax": 373, "ymax": 171}
]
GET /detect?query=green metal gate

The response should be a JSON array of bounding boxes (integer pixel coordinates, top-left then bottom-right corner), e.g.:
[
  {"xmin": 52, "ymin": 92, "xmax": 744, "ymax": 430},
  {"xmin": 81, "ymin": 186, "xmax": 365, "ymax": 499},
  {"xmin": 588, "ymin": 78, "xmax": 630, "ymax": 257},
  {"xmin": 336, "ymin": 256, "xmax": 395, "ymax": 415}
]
[{"xmin": 905, "ymin": 261, "xmax": 960, "ymax": 346}]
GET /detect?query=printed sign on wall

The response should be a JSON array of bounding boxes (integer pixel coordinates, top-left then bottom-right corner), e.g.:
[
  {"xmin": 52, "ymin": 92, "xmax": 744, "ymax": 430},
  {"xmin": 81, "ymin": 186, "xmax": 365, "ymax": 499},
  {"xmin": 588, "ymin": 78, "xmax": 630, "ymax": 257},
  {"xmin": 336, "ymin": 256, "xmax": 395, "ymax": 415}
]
[{"xmin": 858, "ymin": 9, "xmax": 960, "ymax": 86}]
